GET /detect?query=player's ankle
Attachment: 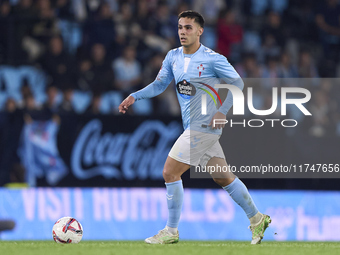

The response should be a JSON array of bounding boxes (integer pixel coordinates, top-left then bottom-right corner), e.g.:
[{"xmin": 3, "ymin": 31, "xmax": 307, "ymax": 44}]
[
  {"xmin": 165, "ymin": 225, "xmax": 178, "ymax": 235},
  {"xmin": 249, "ymin": 212, "xmax": 263, "ymax": 225}
]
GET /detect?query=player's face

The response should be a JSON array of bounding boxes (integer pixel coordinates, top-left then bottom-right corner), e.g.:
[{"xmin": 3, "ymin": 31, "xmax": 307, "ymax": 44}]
[{"xmin": 178, "ymin": 18, "xmax": 203, "ymax": 47}]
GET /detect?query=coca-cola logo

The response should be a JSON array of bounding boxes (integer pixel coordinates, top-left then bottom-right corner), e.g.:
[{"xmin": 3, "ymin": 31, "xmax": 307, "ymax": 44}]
[{"xmin": 71, "ymin": 119, "xmax": 182, "ymax": 180}]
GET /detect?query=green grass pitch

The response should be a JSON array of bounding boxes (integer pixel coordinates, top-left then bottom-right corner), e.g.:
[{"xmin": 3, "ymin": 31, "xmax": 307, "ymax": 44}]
[{"xmin": 1, "ymin": 241, "xmax": 340, "ymax": 255}]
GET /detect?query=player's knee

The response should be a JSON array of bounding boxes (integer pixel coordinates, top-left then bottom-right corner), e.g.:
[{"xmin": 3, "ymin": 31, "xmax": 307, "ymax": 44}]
[
  {"xmin": 213, "ymin": 177, "xmax": 234, "ymax": 187},
  {"xmin": 163, "ymin": 167, "xmax": 179, "ymax": 183}
]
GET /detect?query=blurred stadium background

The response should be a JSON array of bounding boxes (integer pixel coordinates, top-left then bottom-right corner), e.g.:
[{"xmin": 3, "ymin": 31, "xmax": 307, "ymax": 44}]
[{"xmin": 0, "ymin": 0, "xmax": 340, "ymax": 242}]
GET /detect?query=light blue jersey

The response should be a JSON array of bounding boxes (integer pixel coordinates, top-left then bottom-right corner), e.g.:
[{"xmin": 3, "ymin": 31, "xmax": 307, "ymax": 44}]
[{"xmin": 131, "ymin": 44, "xmax": 244, "ymax": 135}]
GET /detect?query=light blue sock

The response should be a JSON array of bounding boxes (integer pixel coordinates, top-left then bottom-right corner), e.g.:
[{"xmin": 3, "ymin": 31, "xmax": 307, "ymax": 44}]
[
  {"xmin": 223, "ymin": 178, "xmax": 258, "ymax": 218},
  {"xmin": 165, "ymin": 180, "xmax": 184, "ymax": 228}
]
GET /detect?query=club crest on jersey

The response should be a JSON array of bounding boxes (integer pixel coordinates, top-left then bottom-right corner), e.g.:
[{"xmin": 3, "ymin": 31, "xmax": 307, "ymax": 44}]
[
  {"xmin": 176, "ymin": 79, "xmax": 196, "ymax": 99},
  {"xmin": 197, "ymin": 64, "xmax": 204, "ymax": 77}
]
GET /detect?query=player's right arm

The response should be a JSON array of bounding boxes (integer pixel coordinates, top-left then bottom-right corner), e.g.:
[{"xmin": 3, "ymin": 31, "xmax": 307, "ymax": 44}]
[{"xmin": 119, "ymin": 51, "xmax": 174, "ymax": 114}]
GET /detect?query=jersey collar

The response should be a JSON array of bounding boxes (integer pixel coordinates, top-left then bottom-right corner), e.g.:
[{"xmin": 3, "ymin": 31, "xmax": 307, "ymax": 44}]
[{"xmin": 182, "ymin": 44, "xmax": 204, "ymax": 58}]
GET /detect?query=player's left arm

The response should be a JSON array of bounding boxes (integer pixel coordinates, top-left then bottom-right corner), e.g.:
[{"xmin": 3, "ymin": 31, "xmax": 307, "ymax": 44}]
[{"xmin": 209, "ymin": 54, "xmax": 244, "ymax": 129}]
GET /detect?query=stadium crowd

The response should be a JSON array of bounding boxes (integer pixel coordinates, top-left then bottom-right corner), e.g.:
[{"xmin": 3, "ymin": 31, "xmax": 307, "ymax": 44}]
[
  {"xmin": 0, "ymin": 0, "xmax": 339, "ymax": 189},
  {"xmin": 0, "ymin": 0, "xmax": 339, "ymax": 128}
]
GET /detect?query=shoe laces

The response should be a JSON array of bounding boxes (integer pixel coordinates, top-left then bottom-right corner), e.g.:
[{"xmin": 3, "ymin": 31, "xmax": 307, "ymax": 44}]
[
  {"xmin": 154, "ymin": 229, "xmax": 169, "ymax": 238},
  {"xmin": 249, "ymin": 223, "xmax": 262, "ymax": 238}
]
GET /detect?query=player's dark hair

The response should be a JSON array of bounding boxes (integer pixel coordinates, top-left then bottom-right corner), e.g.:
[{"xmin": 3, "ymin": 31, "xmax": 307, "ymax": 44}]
[{"xmin": 178, "ymin": 10, "xmax": 204, "ymax": 28}]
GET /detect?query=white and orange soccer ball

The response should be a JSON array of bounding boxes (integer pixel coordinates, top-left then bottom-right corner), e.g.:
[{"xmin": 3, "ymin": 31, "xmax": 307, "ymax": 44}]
[{"xmin": 52, "ymin": 217, "xmax": 83, "ymax": 244}]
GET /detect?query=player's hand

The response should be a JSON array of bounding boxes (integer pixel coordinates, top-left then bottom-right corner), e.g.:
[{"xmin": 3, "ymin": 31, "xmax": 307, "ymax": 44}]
[
  {"xmin": 119, "ymin": 95, "xmax": 135, "ymax": 114},
  {"xmin": 208, "ymin": 112, "xmax": 226, "ymax": 129}
]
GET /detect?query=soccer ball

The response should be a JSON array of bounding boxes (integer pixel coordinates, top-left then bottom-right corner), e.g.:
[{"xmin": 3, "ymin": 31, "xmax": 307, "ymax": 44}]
[{"xmin": 52, "ymin": 217, "xmax": 83, "ymax": 244}]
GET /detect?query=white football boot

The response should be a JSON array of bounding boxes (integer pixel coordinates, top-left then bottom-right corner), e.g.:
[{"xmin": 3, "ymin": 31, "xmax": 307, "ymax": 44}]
[
  {"xmin": 145, "ymin": 227, "xmax": 179, "ymax": 244},
  {"xmin": 249, "ymin": 214, "xmax": 272, "ymax": 244}
]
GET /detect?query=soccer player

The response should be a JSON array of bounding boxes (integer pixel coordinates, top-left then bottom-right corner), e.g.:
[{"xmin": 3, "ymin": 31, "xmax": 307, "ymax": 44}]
[{"xmin": 119, "ymin": 10, "xmax": 271, "ymax": 244}]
